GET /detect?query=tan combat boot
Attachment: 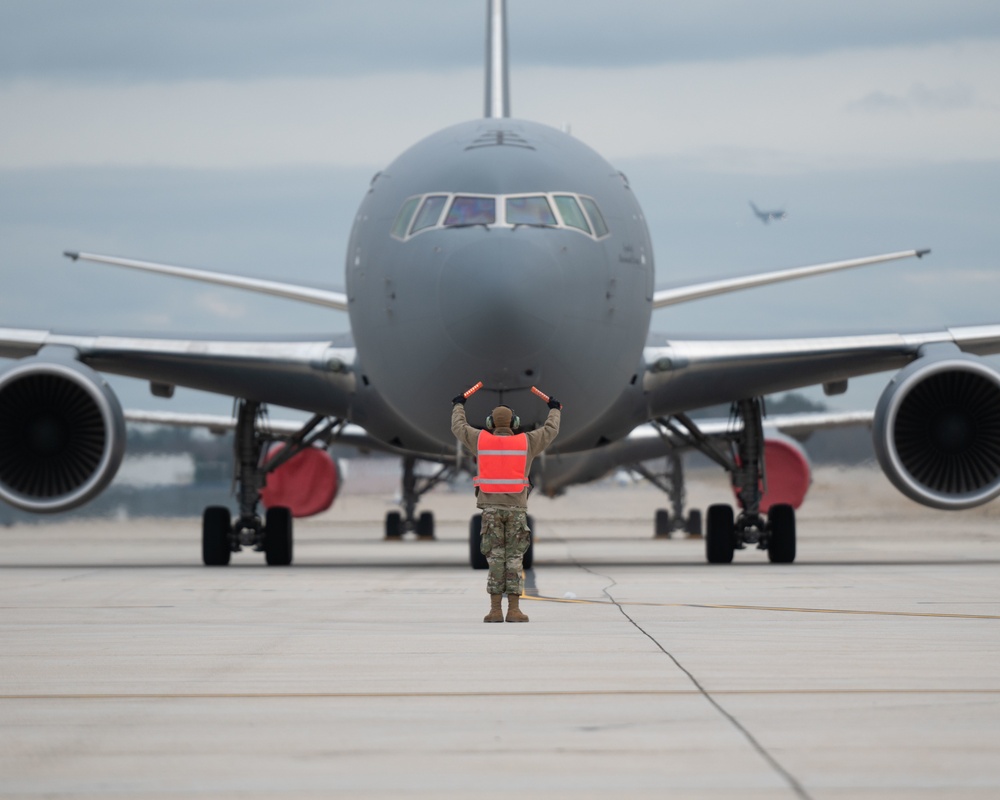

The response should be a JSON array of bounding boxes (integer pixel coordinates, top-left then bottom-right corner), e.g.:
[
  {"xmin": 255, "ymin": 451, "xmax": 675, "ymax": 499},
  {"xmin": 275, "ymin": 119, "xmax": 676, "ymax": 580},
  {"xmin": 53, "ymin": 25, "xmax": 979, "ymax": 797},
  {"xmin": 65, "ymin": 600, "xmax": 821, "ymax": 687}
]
[
  {"xmin": 484, "ymin": 594, "xmax": 504, "ymax": 623},
  {"xmin": 505, "ymin": 593, "xmax": 529, "ymax": 623}
]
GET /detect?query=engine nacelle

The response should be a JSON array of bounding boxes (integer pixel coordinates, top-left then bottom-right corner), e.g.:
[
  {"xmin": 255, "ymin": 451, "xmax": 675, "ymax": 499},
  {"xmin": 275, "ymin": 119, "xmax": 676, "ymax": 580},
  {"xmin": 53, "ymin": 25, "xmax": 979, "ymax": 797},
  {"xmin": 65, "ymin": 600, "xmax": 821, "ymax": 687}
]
[
  {"xmin": 0, "ymin": 357, "xmax": 126, "ymax": 513},
  {"xmin": 873, "ymin": 351, "xmax": 1000, "ymax": 510}
]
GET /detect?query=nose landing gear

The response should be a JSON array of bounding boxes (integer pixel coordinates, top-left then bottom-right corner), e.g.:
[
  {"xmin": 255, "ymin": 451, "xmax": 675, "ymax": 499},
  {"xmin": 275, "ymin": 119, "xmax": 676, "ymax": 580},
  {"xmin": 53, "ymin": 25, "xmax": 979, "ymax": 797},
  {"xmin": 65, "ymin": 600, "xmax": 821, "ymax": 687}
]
[
  {"xmin": 630, "ymin": 453, "xmax": 702, "ymax": 538},
  {"xmin": 384, "ymin": 456, "xmax": 455, "ymax": 539}
]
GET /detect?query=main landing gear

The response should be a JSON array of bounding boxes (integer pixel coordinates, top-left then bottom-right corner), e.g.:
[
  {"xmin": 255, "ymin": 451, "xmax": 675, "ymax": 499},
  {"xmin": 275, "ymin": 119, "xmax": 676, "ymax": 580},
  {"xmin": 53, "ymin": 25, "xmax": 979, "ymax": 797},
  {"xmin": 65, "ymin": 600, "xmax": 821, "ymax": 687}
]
[
  {"xmin": 384, "ymin": 456, "xmax": 455, "ymax": 539},
  {"xmin": 202, "ymin": 399, "xmax": 344, "ymax": 567},
  {"xmin": 655, "ymin": 398, "xmax": 796, "ymax": 564}
]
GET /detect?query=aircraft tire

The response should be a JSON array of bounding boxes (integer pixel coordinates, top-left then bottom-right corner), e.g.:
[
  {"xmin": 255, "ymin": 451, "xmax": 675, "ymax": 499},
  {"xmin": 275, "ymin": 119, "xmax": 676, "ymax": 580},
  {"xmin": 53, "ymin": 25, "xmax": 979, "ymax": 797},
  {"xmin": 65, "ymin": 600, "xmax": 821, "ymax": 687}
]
[
  {"xmin": 385, "ymin": 511, "xmax": 403, "ymax": 539},
  {"xmin": 202, "ymin": 506, "xmax": 232, "ymax": 567},
  {"xmin": 706, "ymin": 504, "xmax": 735, "ymax": 564},
  {"xmin": 686, "ymin": 509, "xmax": 703, "ymax": 537},
  {"xmin": 654, "ymin": 509, "xmax": 670, "ymax": 538},
  {"xmin": 767, "ymin": 504, "xmax": 796, "ymax": 564},
  {"xmin": 416, "ymin": 511, "xmax": 435, "ymax": 539},
  {"xmin": 265, "ymin": 506, "xmax": 293, "ymax": 566},
  {"xmin": 469, "ymin": 515, "xmax": 488, "ymax": 569}
]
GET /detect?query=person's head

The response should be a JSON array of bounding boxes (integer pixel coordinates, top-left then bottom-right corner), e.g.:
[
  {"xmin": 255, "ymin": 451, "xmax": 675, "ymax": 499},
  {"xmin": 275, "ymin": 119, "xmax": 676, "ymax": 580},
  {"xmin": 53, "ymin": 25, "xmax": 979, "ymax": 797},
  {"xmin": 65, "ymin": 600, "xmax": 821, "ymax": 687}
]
[{"xmin": 486, "ymin": 405, "xmax": 519, "ymax": 431}]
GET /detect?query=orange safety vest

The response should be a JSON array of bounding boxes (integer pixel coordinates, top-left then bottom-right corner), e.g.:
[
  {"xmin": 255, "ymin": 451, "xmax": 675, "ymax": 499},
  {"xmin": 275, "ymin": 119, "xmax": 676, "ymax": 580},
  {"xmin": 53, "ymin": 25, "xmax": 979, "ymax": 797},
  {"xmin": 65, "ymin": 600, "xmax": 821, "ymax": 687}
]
[{"xmin": 474, "ymin": 431, "xmax": 530, "ymax": 493}]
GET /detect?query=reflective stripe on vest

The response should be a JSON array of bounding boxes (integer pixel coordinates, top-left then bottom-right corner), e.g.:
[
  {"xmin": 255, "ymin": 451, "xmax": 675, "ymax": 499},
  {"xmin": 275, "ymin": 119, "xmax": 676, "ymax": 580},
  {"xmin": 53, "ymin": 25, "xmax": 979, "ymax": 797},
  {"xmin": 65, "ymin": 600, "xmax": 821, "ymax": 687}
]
[{"xmin": 473, "ymin": 431, "xmax": 530, "ymax": 493}]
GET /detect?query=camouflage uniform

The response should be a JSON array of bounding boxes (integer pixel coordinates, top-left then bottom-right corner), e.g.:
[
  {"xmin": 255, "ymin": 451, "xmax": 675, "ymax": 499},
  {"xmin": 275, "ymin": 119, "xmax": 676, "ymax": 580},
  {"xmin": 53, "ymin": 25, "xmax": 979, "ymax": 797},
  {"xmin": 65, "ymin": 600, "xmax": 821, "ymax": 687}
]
[
  {"xmin": 451, "ymin": 403, "xmax": 560, "ymax": 602},
  {"xmin": 480, "ymin": 506, "xmax": 531, "ymax": 595}
]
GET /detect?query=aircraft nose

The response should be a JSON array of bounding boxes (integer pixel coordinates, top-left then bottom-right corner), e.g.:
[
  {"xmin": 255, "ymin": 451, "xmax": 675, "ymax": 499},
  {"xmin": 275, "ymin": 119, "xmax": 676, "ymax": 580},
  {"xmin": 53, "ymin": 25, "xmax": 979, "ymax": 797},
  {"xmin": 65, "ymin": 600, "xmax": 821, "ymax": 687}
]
[{"xmin": 439, "ymin": 234, "xmax": 564, "ymax": 361}]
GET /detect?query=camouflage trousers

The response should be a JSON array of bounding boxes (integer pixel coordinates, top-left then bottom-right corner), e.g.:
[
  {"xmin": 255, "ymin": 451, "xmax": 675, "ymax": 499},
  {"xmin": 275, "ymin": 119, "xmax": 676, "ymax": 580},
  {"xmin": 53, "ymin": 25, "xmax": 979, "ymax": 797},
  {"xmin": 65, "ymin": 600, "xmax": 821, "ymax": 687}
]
[{"xmin": 480, "ymin": 506, "xmax": 530, "ymax": 596}]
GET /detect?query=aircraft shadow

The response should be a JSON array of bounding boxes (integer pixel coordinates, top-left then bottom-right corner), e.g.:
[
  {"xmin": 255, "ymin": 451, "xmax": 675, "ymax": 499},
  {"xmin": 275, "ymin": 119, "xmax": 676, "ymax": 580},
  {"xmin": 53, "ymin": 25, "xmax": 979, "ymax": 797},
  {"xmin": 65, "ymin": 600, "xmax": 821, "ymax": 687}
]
[{"xmin": 3, "ymin": 559, "xmax": 1000, "ymax": 570}]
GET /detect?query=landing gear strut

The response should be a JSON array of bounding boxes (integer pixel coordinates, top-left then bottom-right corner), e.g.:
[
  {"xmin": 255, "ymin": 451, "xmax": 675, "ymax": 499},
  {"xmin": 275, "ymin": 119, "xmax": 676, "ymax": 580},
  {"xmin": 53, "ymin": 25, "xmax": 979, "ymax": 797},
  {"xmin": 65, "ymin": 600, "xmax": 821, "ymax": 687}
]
[
  {"xmin": 656, "ymin": 398, "xmax": 796, "ymax": 564},
  {"xmin": 201, "ymin": 399, "xmax": 344, "ymax": 566},
  {"xmin": 385, "ymin": 456, "xmax": 455, "ymax": 539}
]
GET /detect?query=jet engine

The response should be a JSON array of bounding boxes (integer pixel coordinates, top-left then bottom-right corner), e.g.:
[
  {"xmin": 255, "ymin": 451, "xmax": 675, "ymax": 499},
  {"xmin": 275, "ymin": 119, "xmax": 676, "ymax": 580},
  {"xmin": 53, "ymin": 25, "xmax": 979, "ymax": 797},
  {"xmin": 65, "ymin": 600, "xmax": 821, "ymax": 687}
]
[
  {"xmin": 0, "ymin": 357, "xmax": 126, "ymax": 513},
  {"xmin": 873, "ymin": 351, "xmax": 1000, "ymax": 510}
]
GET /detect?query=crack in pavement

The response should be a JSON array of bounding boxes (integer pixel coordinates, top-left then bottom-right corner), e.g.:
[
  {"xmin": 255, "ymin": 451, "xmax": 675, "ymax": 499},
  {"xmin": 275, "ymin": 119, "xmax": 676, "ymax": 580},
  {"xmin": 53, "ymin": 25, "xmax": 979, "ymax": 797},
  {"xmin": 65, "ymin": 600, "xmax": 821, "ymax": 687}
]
[{"xmin": 546, "ymin": 536, "xmax": 813, "ymax": 800}]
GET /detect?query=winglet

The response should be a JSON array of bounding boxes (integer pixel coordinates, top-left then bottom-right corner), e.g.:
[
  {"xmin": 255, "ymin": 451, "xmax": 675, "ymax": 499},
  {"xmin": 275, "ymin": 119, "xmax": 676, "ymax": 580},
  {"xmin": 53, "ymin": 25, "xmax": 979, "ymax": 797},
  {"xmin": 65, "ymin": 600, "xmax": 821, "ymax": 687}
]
[
  {"xmin": 916, "ymin": 249, "xmax": 931, "ymax": 258},
  {"xmin": 63, "ymin": 251, "xmax": 79, "ymax": 261}
]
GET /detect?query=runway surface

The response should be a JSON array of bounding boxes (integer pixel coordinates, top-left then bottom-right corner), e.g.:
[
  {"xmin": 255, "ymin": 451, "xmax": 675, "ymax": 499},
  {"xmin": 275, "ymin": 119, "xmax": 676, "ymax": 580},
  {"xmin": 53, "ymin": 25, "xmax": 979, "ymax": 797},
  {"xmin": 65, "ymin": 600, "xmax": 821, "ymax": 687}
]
[{"xmin": 1, "ymin": 466, "xmax": 999, "ymax": 799}]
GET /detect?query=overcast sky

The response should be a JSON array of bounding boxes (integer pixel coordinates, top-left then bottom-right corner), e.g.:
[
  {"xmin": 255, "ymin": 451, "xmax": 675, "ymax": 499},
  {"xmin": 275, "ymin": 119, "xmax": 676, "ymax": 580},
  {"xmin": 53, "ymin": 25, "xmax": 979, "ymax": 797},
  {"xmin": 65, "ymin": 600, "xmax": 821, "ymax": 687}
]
[{"xmin": 2, "ymin": 0, "xmax": 1000, "ymax": 415}]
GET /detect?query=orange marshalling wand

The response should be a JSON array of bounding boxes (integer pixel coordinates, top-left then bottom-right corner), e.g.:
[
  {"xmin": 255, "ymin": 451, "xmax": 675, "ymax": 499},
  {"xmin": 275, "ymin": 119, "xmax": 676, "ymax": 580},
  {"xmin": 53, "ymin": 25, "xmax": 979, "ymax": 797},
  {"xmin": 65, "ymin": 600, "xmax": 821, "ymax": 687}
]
[
  {"xmin": 530, "ymin": 386, "xmax": 550, "ymax": 403},
  {"xmin": 462, "ymin": 381, "xmax": 484, "ymax": 399}
]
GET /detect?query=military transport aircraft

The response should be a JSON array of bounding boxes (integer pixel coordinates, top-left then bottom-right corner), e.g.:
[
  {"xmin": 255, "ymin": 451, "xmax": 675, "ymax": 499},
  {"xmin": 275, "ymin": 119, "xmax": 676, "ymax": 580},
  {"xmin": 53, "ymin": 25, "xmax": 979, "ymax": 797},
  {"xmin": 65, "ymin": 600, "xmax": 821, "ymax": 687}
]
[
  {"xmin": 2, "ymin": 0, "xmax": 1000, "ymax": 567},
  {"xmin": 749, "ymin": 201, "xmax": 788, "ymax": 224}
]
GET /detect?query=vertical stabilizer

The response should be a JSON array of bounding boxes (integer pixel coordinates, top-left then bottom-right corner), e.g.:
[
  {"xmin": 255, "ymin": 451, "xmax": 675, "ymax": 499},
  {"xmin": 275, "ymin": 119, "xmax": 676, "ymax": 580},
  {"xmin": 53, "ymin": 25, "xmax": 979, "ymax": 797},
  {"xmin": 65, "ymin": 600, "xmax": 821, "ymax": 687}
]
[{"xmin": 484, "ymin": 0, "xmax": 510, "ymax": 118}]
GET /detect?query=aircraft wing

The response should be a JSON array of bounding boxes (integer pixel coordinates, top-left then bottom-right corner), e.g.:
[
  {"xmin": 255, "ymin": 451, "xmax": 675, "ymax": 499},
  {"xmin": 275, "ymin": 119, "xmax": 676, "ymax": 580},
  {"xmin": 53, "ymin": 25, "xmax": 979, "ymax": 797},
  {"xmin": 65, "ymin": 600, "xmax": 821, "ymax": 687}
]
[
  {"xmin": 642, "ymin": 325, "xmax": 1000, "ymax": 419},
  {"xmin": 541, "ymin": 410, "xmax": 873, "ymax": 494},
  {"xmin": 651, "ymin": 249, "xmax": 927, "ymax": 309},
  {"xmin": 122, "ymin": 410, "xmax": 401, "ymax": 455},
  {"xmin": 64, "ymin": 252, "xmax": 349, "ymax": 311},
  {"xmin": 0, "ymin": 327, "xmax": 357, "ymax": 420}
]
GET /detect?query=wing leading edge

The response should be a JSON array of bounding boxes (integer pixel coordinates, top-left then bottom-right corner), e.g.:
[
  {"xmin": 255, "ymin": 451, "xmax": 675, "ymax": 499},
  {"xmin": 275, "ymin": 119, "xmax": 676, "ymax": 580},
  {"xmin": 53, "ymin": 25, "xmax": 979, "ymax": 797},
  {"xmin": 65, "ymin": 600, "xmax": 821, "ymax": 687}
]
[
  {"xmin": 64, "ymin": 251, "xmax": 350, "ymax": 311},
  {"xmin": 651, "ymin": 249, "xmax": 928, "ymax": 309},
  {"xmin": 0, "ymin": 327, "xmax": 356, "ymax": 418},
  {"xmin": 643, "ymin": 325, "xmax": 1000, "ymax": 419}
]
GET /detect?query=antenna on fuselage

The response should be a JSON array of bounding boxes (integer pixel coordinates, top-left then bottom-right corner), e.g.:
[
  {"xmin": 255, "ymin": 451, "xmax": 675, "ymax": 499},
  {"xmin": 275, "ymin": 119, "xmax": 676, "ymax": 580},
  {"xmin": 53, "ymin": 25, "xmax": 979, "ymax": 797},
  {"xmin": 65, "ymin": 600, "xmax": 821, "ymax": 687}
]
[{"xmin": 484, "ymin": 0, "xmax": 510, "ymax": 118}]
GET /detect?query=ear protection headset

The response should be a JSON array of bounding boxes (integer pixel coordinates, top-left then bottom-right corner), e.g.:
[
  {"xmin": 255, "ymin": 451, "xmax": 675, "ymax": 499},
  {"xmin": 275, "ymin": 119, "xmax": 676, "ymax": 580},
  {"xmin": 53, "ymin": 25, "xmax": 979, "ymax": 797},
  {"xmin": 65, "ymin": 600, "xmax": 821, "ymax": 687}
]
[{"xmin": 485, "ymin": 405, "xmax": 520, "ymax": 431}]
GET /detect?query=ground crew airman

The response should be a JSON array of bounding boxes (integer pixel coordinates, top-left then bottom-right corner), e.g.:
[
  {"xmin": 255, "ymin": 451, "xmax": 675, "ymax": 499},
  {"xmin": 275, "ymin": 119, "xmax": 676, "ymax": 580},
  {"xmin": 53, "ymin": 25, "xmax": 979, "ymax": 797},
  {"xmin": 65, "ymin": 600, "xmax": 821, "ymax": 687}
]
[{"xmin": 451, "ymin": 392, "xmax": 561, "ymax": 622}]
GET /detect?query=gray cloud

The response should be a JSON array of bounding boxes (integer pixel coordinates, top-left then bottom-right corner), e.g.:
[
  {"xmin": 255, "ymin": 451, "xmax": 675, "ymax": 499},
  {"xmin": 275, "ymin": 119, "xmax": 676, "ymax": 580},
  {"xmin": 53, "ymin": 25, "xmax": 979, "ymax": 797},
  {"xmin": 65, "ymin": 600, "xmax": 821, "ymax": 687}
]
[
  {"xmin": 2, "ymin": 0, "xmax": 1000, "ymax": 83},
  {"xmin": 3, "ymin": 0, "xmax": 1000, "ymax": 416},
  {"xmin": 849, "ymin": 82, "xmax": 977, "ymax": 114}
]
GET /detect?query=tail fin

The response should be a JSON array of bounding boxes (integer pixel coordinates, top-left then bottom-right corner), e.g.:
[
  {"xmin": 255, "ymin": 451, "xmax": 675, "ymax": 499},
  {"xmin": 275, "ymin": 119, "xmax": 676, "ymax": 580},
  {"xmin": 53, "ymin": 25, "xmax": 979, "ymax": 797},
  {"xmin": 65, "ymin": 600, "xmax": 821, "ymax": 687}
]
[{"xmin": 484, "ymin": 0, "xmax": 510, "ymax": 118}]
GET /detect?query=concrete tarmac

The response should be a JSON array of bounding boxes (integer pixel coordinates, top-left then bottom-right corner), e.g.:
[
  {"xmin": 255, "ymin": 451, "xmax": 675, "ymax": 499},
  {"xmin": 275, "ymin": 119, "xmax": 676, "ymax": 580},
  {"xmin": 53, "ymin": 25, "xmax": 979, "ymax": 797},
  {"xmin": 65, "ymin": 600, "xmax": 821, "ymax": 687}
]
[{"xmin": 1, "ymin": 466, "xmax": 999, "ymax": 799}]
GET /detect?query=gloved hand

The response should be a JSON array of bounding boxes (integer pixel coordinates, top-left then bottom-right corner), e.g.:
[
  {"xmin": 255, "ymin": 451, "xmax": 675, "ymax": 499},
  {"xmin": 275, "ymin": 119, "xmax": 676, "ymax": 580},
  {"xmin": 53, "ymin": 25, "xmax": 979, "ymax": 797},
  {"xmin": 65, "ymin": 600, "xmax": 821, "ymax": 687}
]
[
  {"xmin": 452, "ymin": 394, "xmax": 467, "ymax": 405},
  {"xmin": 547, "ymin": 397, "xmax": 562, "ymax": 410}
]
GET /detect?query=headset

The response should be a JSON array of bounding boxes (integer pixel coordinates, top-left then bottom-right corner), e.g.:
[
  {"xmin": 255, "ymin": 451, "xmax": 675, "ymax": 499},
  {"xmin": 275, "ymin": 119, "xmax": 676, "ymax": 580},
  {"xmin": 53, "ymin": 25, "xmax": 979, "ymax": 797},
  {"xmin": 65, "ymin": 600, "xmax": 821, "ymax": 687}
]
[{"xmin": 485, "ymin": 404, "xmax": 520, "ymax": 431}]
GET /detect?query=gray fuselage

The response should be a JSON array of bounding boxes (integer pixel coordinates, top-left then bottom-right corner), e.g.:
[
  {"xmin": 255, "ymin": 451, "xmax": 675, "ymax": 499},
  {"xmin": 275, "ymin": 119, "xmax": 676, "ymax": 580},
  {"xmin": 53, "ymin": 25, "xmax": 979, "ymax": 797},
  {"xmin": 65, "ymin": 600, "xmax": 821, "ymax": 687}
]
[{"xmin": 346, "ymin": 119, "xmax": 654, "ymax": 454}]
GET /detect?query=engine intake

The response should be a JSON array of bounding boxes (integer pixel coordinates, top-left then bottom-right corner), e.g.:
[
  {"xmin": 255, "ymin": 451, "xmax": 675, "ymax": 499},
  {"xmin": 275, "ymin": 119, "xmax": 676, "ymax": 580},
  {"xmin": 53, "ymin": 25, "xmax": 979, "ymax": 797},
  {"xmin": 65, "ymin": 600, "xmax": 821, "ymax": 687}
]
[
  {"xmin": 873, "ymin": 352, "xmax": 1000, "ymax": 510},
  {"xmin": 0, "ymin": 358, "xmax": 126, "ymax": 513}
]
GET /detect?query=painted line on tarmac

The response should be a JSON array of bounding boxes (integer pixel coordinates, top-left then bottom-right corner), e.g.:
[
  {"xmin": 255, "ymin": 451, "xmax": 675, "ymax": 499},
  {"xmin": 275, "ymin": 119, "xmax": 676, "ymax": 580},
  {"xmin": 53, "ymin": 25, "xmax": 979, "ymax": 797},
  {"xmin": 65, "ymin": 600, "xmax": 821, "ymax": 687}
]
[
  {"xmin": 688, "ymin": 603, "xmax": 1000, "ymax": 620},
  {"xmin": 4, "ymin": 689, "xmax": 1000, "ymax": 701},
  {"xmin": 522, "ymin": 594, "xmax": 1000, "ymax": 620}
]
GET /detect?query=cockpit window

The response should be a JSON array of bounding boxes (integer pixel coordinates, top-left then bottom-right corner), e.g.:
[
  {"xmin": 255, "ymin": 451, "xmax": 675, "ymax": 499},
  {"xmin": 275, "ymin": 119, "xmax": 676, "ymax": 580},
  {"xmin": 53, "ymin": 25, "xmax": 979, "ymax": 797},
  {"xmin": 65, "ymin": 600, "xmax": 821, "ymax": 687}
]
[
  {"xmin": 553, "ymin": 195, "xmax": 591, "ymax": 234},
  {"xmin": 580, "ymin": 196, "xmax": 609, "ymax": 238},
  {"xmin": 411, "ymin": 195, "xmax": 448, "ymax": 233},
  {"xmin": 393, "ymin": 192, "xmax": 610, "ymax": 240},
  {"xmin": 445, "ymin": 196, "xmax": 496, "ymax": 226},
  {"xmin": 391, "ymin": 196, "xmax": 421, "ymax": 239},
  {"xmin": 506, "ymin": 196, "xmax": 557, "ymax": 226}
]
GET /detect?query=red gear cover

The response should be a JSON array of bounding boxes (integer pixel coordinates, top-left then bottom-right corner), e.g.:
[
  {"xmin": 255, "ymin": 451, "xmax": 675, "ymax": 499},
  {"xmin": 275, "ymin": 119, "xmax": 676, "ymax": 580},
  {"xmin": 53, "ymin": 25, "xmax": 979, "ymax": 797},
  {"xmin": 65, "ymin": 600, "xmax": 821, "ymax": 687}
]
[{"xmin": 260, "ymin": 445, "xmax": 339, "ymax": 518}]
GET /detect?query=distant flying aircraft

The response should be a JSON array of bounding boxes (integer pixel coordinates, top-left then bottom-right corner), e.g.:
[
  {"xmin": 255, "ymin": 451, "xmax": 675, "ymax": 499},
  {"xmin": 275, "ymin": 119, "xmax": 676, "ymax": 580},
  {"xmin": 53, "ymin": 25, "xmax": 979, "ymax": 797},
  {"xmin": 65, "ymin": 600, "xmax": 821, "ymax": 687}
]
[
  {"xmin": 3, "ymin": 0, "xmax": 1000, "ymax": 567},
  {"xmin": 750, "ymin": 201, "xmax": 787, "ymax": 223}
]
